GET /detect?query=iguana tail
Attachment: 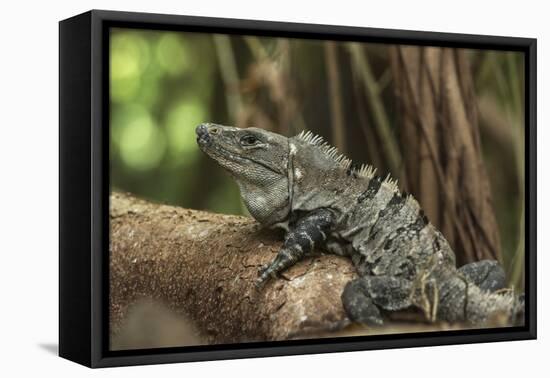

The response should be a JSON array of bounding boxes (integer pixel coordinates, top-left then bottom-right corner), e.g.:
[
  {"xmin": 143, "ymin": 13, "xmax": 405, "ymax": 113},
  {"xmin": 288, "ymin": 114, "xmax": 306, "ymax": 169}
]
[{"xmin": 424, "ymin": 264, "xmax": 525, "ymax": 325}]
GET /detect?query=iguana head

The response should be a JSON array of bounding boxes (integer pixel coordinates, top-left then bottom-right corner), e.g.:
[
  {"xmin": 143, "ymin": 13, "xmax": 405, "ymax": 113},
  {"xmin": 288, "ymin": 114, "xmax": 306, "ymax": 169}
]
[{"xmin": 196, "ymin": 123, "xmax": 291, "ymax": 226}]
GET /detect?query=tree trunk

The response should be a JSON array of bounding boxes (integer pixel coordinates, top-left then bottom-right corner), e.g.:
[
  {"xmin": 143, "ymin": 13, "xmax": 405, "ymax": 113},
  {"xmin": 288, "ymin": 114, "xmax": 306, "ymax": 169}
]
[{"xmin": 390, "ymin": 46, "xmax": 502, "ymax": 266}]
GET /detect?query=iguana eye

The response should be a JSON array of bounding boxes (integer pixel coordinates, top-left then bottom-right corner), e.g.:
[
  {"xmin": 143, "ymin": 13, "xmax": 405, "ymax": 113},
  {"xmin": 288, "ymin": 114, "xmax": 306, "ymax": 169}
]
[{"xmin": 240, "ymin": 135, "xmax": 260, "ymax": 146}]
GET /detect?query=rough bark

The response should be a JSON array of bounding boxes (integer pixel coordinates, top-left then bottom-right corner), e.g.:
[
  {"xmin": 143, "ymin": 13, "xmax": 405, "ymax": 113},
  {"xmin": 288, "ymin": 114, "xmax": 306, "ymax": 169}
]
[
  {"xmin": 390, "ymin": 46, "xmax": 502, "ymax": 266},
  {"xmin": 110, "ymin": 192, "xmax": 357, "ymax": 346}
]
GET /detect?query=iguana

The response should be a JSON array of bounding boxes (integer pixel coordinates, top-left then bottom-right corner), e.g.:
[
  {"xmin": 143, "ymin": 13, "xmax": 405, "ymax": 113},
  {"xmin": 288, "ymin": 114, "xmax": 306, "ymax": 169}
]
[{"xmin": 196, "ymin": 123, "xmax": 524, "ymax": 326}]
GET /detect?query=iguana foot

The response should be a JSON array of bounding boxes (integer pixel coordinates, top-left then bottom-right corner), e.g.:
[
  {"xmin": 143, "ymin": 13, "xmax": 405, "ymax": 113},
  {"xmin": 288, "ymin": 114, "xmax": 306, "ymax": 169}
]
[
  {"xmin": 257, "ymin": 263, "xmax": 270, "ymax": 277},
  {"xmin": 255, "ymin": 263, "xmax": 276, "ymax": 288},
  {"xmin": 342, "ymin": 278, "xmax": 384, "ymax": 326},
  {"xmin": 458, "ymin": 260, "xmax": 506, "ymax": 292}
]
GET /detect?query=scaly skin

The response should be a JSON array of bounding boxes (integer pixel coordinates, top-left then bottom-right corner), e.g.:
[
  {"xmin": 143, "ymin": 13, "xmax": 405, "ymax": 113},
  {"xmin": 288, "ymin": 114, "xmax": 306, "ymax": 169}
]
[{"xmin": 196, "ymin": 123, "xmax": 524, "ymax": 326}]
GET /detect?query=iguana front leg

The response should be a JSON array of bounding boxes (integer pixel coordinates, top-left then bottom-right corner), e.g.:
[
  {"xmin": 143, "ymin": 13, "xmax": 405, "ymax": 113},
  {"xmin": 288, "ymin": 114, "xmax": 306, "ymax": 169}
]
[{"xmin": 256, "ymin": 208, "xmax": 335, "ymax": 287}]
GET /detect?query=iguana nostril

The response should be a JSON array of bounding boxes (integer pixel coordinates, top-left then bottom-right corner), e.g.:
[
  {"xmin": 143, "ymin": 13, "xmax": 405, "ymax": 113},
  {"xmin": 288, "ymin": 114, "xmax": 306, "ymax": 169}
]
[{"xmin": 196, "ymin": 124, "xmax": 208, "ymax": 137}]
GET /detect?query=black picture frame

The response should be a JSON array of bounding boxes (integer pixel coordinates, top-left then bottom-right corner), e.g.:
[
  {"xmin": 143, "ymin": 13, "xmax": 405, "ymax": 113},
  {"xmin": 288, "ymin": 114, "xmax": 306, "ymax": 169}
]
[{"xmin": 59, "ymin": 9, "xmax": 537, "ymax": 368}]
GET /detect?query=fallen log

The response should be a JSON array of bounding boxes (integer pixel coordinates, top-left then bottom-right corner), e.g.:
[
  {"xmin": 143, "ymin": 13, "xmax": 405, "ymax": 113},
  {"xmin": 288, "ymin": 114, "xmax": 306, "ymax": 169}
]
[{"xmin": 110, "ymin": 192, "xmax": 357, "ymax": 347}]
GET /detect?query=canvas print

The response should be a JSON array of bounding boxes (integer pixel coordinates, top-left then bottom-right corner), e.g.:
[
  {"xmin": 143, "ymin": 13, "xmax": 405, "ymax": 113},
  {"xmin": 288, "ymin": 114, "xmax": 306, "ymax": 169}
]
[{"xmin": 108, "ymin": 27, "xmax": 526, "ymax": 350}]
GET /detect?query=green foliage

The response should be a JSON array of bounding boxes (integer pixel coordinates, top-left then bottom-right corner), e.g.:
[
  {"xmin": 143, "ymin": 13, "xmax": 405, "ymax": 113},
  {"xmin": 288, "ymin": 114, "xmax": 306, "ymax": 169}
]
[{"xmin": 474, "ymin": 50, "xmax": 525, "ymax": 288}]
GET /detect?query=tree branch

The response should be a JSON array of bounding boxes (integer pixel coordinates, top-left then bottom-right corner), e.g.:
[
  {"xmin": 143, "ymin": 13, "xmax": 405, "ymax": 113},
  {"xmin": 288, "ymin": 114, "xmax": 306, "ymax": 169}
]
[{"xmin": 110, "ymin": 192, "xmax": 356, "ymax": 346}]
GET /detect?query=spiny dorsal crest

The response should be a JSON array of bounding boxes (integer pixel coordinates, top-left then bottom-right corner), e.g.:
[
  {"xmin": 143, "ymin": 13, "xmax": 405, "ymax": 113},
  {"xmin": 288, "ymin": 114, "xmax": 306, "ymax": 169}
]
[
  {"xmin": 297, "ymin": 130, "xmax": 352, "ymax": 169},
  {"xmin": 298, "ymin": 130, "xmax": 324, "ymax": 145},
  {"xmin": 382, "ymin": 173, "xmax": 400, "ymax": 192},
  {"xmin": 357, "ymin": 164, "xmax": 377, "ymax": 179},
  {"xmin": 296, "ymin": 130, "xmax": 388, "ymax": 183}
]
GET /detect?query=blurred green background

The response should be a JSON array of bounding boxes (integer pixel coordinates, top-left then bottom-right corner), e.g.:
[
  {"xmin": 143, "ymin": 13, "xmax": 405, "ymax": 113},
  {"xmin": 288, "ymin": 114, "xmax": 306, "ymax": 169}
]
[
  {"xmin": 110, "ymin": 28, "xmax": 241, "ymax": 214},
  {"xmin": 109, "ymin": 27, "xmax": 525, "ymax": 288}
]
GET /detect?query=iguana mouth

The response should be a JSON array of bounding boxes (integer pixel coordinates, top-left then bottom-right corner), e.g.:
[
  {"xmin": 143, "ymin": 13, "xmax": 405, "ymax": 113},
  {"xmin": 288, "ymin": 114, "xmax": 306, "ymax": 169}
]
[
  {"xmin": 210, "ymin": 143, "xmax": 283, "ymax": 175},
  {"xmin": 195, "ymin": 125, "xmax": 284, "ymax": 175}
]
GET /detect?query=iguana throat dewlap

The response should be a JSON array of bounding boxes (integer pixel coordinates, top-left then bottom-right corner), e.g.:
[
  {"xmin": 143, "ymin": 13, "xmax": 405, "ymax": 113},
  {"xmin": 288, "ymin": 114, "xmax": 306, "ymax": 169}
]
[{"xmin": 196, "ymin": 123, "xmax": 524, "ymax": 326}]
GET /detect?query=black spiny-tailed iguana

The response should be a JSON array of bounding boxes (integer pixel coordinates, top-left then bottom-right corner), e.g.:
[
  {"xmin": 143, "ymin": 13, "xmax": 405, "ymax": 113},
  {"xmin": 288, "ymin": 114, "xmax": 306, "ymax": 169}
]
[{"xmin": 196, "ymin": 123, "xmax": 524, "ymax": 326}]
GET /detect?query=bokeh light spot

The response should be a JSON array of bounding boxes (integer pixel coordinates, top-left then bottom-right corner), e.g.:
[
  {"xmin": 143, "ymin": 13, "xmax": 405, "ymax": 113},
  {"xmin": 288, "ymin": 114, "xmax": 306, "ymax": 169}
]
[
  {"xmin": 110, "ymin": 31, "xmax": 150, "ymax": 102},
  {"xmin": 156, "ymin": 33, "xmax": 190, "ymax": 76},
  {"xmin": 115, "ymin": 105, "xmax": 166, "ymax": 171},
  {"xmin": 165, "ymin": 100, "xmax": 206, "ymax": 162}
]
